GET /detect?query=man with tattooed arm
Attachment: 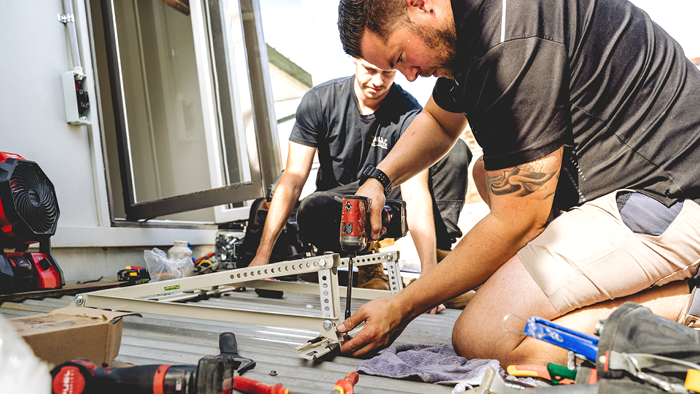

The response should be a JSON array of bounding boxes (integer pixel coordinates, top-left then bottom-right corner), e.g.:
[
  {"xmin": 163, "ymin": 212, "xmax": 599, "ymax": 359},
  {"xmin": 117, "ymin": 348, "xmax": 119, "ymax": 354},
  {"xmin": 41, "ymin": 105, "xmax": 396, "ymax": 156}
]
[{"xmin": 334, "ymin": 0, "xmax": 700, "ymax": 367}]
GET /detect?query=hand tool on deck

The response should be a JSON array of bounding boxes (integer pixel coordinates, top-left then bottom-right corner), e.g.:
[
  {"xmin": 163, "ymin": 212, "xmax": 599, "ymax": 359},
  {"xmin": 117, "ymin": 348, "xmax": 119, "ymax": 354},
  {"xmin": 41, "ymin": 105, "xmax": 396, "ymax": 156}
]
[
  {"xmin": 331, "ymin": 371, "xmax": 359, "ymax": 394},
  {"xmin": 50, "ymin": 332, "xmax": 255, "ymax": 394},
  {"xmin": 503, "ymin": 314, "xmax": 599, "ymax": 362},
  {"xmin": 219, "ymin": 331, "xmax": 256, "ymax": 374},
  {"xmin": 117, "ymin": 265, "xmax": 150, "ymax": 285},
  {"xmin": 507, "ymin": 363, "xmax": 575, "ymax": 385},
  {"xmin": 233, "ymin": 377, "xmax": 289, "ymax": 394}
]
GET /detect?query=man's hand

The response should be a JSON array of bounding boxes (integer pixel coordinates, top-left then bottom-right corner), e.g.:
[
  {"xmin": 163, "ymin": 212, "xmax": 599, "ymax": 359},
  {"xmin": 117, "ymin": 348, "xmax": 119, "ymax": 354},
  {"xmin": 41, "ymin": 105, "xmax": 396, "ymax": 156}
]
[
  {"xmin": 425, "ymin": 304, "xmax": 446, "ymax": 314},
  {"xmin": 337, "ymin": 296, "xmax": 413, "ymax": 356},
  {"xmin": 248, "ymin": 255, "xmax": 269, "ymax": 268},
  {"xmin": 355, "ymin": 178, "xmax": 387, "ymax": 240}
]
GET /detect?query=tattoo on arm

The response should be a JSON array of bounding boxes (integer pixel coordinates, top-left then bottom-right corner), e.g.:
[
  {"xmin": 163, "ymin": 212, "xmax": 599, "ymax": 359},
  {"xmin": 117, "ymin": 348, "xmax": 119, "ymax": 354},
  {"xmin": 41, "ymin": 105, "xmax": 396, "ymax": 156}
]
[{"xmin": 486, "ymin": 161, "xmax": 557, "ymax": 198}]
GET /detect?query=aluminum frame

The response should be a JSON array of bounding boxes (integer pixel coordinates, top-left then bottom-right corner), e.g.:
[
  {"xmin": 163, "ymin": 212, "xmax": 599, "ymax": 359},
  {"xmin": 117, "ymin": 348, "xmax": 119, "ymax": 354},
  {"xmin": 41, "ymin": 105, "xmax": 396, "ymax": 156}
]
[
  {"xmin": 70, "ymin": 251, "xmax": 402, "ymax": 359},
  {"xmin": 99, "ymin": 0, "xmax": 271, "ymax": 221}
]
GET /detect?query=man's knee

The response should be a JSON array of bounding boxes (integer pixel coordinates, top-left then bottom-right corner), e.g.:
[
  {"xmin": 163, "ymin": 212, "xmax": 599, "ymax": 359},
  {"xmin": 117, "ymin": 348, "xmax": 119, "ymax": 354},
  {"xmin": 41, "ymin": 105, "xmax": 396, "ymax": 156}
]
[{"xmin": 451, "ymin": 308, "xmax": 483, "ymax": 359}]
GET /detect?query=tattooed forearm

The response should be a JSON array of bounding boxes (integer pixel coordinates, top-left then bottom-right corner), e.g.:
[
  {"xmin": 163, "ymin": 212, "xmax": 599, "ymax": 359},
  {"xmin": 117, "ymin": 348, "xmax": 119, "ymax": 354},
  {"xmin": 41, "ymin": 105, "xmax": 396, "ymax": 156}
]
[{"xmin": 486, "ymin": 161, "xmax": 557, "ymax": 198}]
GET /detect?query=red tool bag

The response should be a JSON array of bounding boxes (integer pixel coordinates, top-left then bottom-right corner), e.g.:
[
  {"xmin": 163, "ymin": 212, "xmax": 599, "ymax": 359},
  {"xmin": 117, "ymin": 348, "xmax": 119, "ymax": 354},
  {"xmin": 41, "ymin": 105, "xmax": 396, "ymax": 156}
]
[{"xmin": 0, "ymin": 152, "xmax": 64, "ymax": 293}]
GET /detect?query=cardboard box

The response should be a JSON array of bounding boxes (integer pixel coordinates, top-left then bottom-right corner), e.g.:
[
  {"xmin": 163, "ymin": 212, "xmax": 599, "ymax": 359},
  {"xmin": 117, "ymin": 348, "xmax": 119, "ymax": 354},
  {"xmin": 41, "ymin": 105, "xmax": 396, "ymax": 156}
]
[{"xmin": 10, "ymin": 307, "xmax": 140, "ymax": 366}]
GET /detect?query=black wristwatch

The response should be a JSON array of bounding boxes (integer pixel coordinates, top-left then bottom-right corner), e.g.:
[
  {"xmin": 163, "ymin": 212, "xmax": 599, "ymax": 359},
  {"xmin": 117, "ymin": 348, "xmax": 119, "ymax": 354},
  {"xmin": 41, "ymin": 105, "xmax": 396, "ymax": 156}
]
[{"xmin": 359, "ymin": 165, "xmax": 393, "ymax": 197}]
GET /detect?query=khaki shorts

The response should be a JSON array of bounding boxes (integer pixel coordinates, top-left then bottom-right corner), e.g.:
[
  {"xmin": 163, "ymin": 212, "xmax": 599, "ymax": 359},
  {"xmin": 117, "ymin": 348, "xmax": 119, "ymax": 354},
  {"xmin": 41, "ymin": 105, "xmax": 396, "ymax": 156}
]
[{"xmin": 518, "ymin": 191, "xmax": 700, "ymax": 314}]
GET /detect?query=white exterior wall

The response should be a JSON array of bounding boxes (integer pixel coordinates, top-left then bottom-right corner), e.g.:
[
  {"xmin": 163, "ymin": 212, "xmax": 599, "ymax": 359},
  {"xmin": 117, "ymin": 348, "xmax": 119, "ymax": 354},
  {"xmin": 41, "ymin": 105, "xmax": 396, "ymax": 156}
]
[
  {"xmin": 2, "ymin": 1, "xmax": 216, "ymax": 279},
  {"xmin": 4, "ymin": 1, "xmax": 101, "ymax": 229}
]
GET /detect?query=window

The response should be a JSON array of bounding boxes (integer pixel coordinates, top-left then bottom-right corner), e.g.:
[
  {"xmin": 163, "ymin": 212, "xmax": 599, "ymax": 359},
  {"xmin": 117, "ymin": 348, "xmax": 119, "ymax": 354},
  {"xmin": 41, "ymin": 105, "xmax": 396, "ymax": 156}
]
[{"xmin": 90, "ymin": 0, "xmax": 281, "ymax": 222}]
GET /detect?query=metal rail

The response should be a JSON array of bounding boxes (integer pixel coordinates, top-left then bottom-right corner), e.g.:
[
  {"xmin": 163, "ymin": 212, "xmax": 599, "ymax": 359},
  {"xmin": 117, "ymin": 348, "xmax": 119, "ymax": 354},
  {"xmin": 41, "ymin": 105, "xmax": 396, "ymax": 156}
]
[{"xmin": 69, "ymin": 251, "xmax": 402, "ymax": 360}]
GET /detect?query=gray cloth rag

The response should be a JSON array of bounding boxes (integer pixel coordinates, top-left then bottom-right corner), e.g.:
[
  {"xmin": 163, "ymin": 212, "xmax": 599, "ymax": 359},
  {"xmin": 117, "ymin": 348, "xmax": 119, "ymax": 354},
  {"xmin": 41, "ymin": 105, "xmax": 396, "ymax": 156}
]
[{"xmin": 357, "ymin": 343, "xmax": 536, "ymax": 393}]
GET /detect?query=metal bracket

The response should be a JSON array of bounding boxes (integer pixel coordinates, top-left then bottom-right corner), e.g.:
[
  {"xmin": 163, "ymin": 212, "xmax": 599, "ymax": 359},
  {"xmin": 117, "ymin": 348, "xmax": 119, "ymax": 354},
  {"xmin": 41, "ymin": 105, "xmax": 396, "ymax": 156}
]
[
  {"xmin": 317, "ymin": 267, "xmax": 341, "ymax": 319},
  {"xmin": 337, "ymin": 251, "xmax": 404, "ymax": 294},
  {"xmin": 70, "ymin": 252, "xmax": 403, "ymax": 359},
  {"xmin": 296, "ymin": 335, "xmax": 340, "ymax": 360},
  {"xmin": 383, "ymin": 253, "xmax": 403, "ymax": 293}
]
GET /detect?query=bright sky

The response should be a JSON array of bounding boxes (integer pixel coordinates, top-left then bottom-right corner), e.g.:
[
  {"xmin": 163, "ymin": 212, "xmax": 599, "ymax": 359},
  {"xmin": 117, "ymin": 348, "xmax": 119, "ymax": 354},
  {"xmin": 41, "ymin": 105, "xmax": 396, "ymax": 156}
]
[{"xmin": 259, "ymin": 0, "xmax": 700, "ymax": 105}]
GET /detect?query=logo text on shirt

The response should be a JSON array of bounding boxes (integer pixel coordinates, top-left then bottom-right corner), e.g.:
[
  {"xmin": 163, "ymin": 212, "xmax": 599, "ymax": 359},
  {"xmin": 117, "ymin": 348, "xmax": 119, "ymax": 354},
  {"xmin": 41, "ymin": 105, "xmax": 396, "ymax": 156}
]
[{"xmin": 370, "ymin": 136, "xmax": 388, "ymax": 150}]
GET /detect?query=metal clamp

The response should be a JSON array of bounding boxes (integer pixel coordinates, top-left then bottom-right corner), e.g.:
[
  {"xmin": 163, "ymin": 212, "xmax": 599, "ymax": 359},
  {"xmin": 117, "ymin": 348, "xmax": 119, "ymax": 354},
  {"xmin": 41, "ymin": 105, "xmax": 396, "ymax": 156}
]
[{"xmin": 296, "ymin": 335, "xmax": 340, "ymax": 360}]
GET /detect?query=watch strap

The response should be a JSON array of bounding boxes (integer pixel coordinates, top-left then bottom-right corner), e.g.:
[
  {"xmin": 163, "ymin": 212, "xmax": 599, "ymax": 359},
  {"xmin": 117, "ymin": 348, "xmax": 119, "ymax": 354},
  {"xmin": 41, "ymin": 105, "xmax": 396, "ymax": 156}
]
[{"xmin": 360, "ymin": 165, "xmax": 393, "ymax": 196}]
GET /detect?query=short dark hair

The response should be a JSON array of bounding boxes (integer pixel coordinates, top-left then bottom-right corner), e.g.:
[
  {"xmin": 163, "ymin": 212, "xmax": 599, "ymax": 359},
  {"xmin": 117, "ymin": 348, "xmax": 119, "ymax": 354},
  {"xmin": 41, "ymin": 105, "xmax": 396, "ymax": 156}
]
[{"xmin": 338, "ymin": 0, "xmax": 409, "ymax": 59}]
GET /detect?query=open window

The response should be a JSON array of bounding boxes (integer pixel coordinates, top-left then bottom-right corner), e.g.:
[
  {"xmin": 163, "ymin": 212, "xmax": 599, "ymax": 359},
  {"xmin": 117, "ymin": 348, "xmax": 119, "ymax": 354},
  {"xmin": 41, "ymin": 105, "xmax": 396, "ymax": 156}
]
[{"xmin": 89, "ymin": 0, "xmax": 281, "ymax": 223}]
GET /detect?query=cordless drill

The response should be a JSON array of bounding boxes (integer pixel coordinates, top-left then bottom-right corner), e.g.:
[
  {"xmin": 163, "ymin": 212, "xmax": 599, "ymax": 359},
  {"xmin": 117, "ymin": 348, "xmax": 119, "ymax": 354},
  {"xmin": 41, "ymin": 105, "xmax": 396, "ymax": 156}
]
[
  {"xmin": 340, "ymin": 197, "xmax": 406, "ymax": 318},
  {"xmin": 49, "ymin": 332, "xmax": 272, "ymax": 394}
]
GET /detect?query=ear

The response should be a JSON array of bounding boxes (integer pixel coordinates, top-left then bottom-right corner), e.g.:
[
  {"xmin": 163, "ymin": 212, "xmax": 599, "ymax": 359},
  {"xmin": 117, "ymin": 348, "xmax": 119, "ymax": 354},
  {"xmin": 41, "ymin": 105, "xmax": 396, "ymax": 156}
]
[{"xmin": 406, "ymin": 0, "xmax": 435, "ymax": 21}]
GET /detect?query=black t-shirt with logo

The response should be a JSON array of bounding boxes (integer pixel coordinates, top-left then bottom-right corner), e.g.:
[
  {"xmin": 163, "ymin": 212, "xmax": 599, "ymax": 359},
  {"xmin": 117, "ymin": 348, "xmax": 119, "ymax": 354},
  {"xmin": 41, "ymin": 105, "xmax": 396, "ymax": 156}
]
[
  {"xmin": 433, "ymin": 0, "xmax": 700, "ymax": 209},
  {"xmin": 290, "ymin": 76, "xmax": 422, "ymax": 191}
]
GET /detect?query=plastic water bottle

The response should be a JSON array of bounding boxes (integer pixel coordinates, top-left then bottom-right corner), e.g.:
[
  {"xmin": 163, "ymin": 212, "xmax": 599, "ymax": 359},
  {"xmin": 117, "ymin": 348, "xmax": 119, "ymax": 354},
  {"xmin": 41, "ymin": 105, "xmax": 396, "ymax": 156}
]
[{"xmin": 168, "ymin": 241, "xmax": 192, "ymax": 260}]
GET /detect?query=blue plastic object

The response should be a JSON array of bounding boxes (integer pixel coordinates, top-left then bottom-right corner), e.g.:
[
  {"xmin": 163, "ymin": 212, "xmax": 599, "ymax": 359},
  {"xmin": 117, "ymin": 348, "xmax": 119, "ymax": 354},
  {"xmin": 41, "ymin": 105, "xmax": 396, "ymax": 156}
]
[{"xmin": 524, "ymin": 316, "xmax": 599, "ymax": 361}]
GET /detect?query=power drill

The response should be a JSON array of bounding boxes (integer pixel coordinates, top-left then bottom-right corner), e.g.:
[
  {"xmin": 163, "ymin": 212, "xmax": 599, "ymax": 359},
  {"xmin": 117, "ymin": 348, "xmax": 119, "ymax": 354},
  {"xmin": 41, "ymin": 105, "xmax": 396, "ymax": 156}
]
[
  {"xmin": 50, "ymin": 332, "xmax": 266, "ymax": 394},
  {"xmin": 340, "ymin": 197, "xmax": 406, "ymax": 319}
]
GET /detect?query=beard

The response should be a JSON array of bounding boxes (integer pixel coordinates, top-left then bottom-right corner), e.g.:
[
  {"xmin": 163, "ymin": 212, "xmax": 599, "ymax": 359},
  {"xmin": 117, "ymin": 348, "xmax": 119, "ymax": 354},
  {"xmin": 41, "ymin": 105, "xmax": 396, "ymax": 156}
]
[{"xmin": 410, "ymin": 19, "xmax": 459, "ymax": 79}]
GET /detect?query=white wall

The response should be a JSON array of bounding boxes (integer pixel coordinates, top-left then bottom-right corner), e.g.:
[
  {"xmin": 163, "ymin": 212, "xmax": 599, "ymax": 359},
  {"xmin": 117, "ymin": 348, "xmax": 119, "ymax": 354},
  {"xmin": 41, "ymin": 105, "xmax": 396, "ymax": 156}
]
[
  {"xmin": 1, "ymin": 1, "xmax": 218, "ymax": 280},
  {"xmin": 3, "ymin": 1, "xmax": 101, "ymax": 229}
]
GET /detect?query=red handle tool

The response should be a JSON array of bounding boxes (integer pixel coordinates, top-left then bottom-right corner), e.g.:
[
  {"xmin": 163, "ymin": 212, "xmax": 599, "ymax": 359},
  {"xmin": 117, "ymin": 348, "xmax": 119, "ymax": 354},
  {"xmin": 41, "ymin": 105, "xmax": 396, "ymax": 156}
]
[
  {"xmin": 194, "ymin": 252, "xmax": 216, "ymax": 264},
  {"xmin": 332, "ymin": 371, "xmax": 359, "ymax": 394},
  {"xmin": 233, "ymin": 376, "xmax": 289, "ymax": 394}
]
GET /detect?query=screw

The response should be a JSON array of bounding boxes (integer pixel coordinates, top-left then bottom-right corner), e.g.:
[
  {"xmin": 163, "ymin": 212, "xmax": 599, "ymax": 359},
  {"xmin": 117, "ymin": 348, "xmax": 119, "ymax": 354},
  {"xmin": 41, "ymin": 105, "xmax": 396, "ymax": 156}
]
[
  {"xmin": 386, "ymin": 253, "xmax": 394, "ymax": 261},
  {"xmin": 74, "ymin": 295, "xmax": 85, "ymax": 306},
  {"xmin": 319, "ymin": 259, "xmax": 327, "ymax": 267},
  {"xmin": 594, "ymin": 322, "xmax": 603, "ymax": 336},
  {"xmin": 269, "ymin": 370, "xmax": 277, "ymax": 376},
  {"xmin": 322, "ymin": 320, "xmax": 333, "ymax": 330}
]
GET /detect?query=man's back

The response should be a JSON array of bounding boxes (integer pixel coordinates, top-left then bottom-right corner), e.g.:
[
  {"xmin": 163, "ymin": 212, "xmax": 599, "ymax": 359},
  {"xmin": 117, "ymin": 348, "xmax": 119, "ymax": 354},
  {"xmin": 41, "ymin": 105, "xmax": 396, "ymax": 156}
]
[{"xmin": 435, "ymin": 0, "xmax": 700, "ymax": 208}]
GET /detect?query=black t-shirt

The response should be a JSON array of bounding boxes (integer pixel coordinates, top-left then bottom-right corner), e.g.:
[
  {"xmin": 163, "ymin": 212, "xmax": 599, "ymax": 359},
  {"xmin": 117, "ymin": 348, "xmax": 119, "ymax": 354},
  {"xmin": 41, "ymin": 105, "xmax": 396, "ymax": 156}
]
[
  {"xmin": 290, "ymin": 76, "xmax": 422, "ymax": 191},
  {"xmin": 433, "ymin": 0, "xmax": 700, "ymax": 209}
]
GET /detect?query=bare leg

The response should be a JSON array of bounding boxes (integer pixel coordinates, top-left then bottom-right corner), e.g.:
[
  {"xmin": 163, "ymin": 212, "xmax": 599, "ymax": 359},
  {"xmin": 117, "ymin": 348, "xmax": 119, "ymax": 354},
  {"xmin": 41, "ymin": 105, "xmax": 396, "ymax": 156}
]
[{"xmin": 452, "ymin": 256, "xmax": 691, "ymax": 367}]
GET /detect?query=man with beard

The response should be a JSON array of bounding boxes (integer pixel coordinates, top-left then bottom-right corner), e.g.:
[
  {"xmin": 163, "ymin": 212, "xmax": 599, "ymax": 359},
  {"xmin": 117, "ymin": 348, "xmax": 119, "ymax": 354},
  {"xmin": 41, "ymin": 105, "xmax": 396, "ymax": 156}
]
[
  {"xmin": 248, "ymin": 57, "xmax": 471, "ymax": 313},
  {"xmin": 335, "ymin": 0, "xmax": 700, "ymax": 366}
]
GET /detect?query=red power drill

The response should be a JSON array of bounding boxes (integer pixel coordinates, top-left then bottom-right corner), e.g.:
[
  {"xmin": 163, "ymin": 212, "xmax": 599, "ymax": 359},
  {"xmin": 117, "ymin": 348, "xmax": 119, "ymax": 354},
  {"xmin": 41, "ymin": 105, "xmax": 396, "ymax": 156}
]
[
  {"xmin": 51, "ymin": 357, "xmax": 230, "ymax": 394},
  {"xmin": 340, "ymin": 197, "xmax": 406, "ymax": 318},
  {"xmin": 50, "ymin": 332, "xmax": 264, "ymax": 394}
]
